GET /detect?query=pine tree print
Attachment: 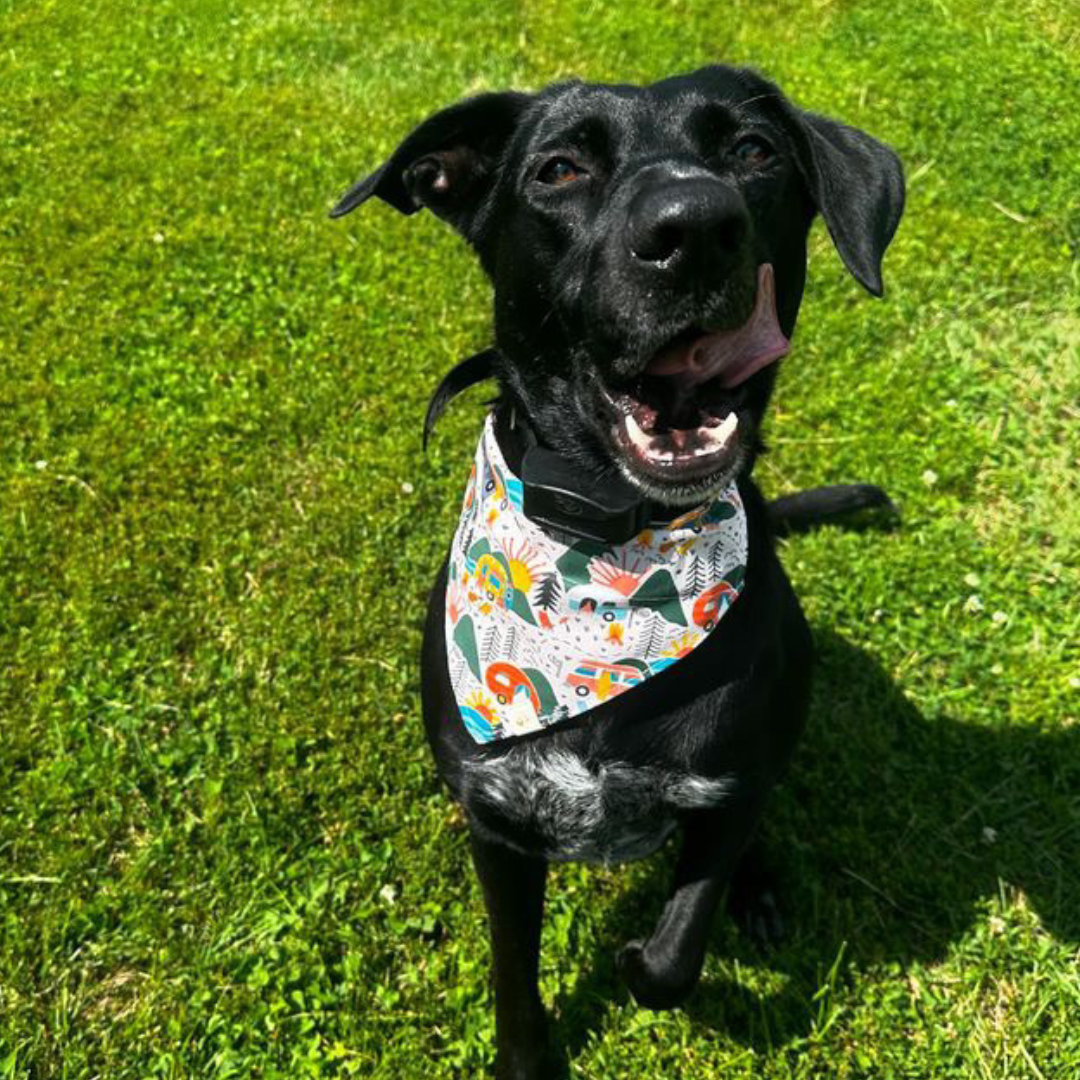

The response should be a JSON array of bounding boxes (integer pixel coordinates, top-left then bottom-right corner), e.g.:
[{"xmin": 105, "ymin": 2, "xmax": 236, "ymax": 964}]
[
  {"xmin": 481, "ymin": 624, "xmax": 503, "ymax": 664},
  {"xmin": 687, "ymin": 555, "xmax": 705, "ymax": 595},
  {"xmin": 534, "ymin": 571, "xmax": 562, "ymax": 612},
  {"xmin": 641, "ymin": 612, "xmax": 665, "ymax": 658},
  {"xmin": 450, "ymin": 653, "xmax": 467, "ymax": 687},
  {"xmin": 709, "ymin": 541, "xmax": 726, "ymax": 578}
]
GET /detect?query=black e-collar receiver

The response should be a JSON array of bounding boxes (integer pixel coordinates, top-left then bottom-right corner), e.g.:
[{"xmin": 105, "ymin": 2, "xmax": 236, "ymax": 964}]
[
  {"xmin": 515, "ymin": 420, "xmax": 655, "ymax": 544},
  {"xmin": 423, "ymin": 348, "xmax": 658, "ymax": 545}
]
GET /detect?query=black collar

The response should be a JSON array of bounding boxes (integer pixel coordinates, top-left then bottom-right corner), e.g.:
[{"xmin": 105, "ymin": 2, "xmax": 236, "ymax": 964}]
[{"xmin": 425, "ymin": 347, "xmax": 666, "ymax": 545}]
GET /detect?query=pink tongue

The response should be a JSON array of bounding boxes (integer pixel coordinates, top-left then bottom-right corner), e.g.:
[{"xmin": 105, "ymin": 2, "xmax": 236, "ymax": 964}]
[{"xmin": 645, "ymin": 263, "xmax": 790, "ymax": 388}]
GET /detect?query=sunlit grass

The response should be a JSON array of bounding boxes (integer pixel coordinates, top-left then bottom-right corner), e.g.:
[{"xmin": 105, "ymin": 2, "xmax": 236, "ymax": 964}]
[{"xmin": 1, "ymin": 1, "xmax": 1078, "ymax": 1076}]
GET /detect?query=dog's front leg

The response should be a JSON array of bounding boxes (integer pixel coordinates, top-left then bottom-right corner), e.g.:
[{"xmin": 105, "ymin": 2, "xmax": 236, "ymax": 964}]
[
  {"xmin": 469, "ymin": 830, "xmax": 551, "ymax": 1080},
  {"xmin": 617, "ymin": 799, "xmax": 763, "ymax": 1010}
]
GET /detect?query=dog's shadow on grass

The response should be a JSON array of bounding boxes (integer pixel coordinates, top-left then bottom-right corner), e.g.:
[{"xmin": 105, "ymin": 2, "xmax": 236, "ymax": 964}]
[{"xmin": 551, "ymin": 627, "xmax": 1080, "ymax": 1059}]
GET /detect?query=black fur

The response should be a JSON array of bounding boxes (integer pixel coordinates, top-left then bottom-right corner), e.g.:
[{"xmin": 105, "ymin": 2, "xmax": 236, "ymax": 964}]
[{"xmin": 333, "ymin": 64, "xmax": 904, "ymax": 1079}]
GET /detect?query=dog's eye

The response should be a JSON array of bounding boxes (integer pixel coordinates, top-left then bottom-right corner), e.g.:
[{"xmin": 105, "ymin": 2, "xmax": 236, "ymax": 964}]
[
  {"xmin": 732, "ymin": 136, "xmax": 774, "ymax": 166},
  {"xmin": 536, "ymin": 157, "xmax": 586, "ymax": 186}
]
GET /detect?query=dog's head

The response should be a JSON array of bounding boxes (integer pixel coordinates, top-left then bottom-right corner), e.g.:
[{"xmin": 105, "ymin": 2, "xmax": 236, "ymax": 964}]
[{"xmin": 332, "ymin": 66, "xmax": 904, "ymax": 506}]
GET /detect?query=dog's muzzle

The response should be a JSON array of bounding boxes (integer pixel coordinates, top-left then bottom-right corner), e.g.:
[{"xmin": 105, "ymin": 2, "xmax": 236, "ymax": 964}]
[{"xmin": 598, "ymin": 263, "xmax": 789, "ymax": 490}]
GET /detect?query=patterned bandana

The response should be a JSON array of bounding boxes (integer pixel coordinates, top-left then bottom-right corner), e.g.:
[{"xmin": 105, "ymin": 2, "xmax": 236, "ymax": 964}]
[{"xmin": 446, "ymin": 415, "xmax": 748, "ymax": 744}]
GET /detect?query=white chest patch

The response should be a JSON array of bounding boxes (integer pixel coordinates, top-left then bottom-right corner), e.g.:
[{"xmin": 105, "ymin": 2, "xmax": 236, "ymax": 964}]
[
  {"xmin": 463, "ymin": 744, "xmax": 734, "ymax": 865},
  {"xmin": 446, "ymin": 415, "xmax": 748, "ymax": 744}
]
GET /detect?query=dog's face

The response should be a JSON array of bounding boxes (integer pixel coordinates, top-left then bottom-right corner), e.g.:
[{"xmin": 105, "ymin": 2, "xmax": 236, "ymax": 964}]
[{"xmin": 333, "ymin": 66, "xmax": 903, "ymax": 506}]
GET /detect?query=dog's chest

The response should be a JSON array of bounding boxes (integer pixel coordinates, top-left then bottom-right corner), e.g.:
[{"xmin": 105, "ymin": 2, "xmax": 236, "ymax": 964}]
[{"xmin": 462, "ymin": 742, "xmax": 732, "ymax": 864}]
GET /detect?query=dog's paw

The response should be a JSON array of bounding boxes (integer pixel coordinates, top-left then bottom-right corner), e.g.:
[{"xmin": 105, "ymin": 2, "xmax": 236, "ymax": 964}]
[
  {"xmin": 617, "ymin": 940, "xmax": 700, "ymax": 1010},
  {"xmin": 493, "ymin": 1002, "xmax": 555, "ymax": 1080},
  {"xmin": 728, "ymin": 882, "xmax": 785, "ymax": 948},
  {"xmin": 495, "ymin": 1035, "xmax": 557, "ymax": 1080},
  {"xmin": 494, "ymin": 1048, "xmax": 554, "ymax": 1080},
  {"xmin": 726, "ymin": 844, "xmax": 786, "ymax": 948}
]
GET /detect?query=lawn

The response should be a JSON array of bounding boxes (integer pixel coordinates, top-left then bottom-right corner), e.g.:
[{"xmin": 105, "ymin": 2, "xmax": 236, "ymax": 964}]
[{"xmin": 1, "ymin": 0, "xmax": 1078, "ymax": 1076}]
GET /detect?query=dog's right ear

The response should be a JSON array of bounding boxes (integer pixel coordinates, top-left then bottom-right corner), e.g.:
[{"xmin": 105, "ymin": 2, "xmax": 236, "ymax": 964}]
[{"xmin": 329, "ymin": 92, "xmax": 532, "ymax": 240}]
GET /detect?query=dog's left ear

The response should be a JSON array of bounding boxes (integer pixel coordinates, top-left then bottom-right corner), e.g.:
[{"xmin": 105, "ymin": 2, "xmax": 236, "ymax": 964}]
[
  {"xmin": 784, "ymin": 108, "xmax": 905, "ymax": 297},
  {"xmin": 329, "ymin": 91, "xmax": 532, "ymax": 241}
]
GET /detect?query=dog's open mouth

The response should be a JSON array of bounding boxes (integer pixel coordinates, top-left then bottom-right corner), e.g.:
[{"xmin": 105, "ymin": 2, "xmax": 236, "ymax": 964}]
[{"xmin": 601, "ymin": 263, "xmax": 789, "ymax": 488}]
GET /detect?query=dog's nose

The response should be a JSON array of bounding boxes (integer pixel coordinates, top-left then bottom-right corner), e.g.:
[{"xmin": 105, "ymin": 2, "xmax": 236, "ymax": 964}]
[{"xmin": 626, "ymin": 179, "xmax": 748, "ymax": 269}]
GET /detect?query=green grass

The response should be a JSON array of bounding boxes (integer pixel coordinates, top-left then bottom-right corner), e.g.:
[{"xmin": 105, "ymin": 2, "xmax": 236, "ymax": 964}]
[{"xmin": 1, "ymin": 0, "xmax": 1078, "ymax": 1076}]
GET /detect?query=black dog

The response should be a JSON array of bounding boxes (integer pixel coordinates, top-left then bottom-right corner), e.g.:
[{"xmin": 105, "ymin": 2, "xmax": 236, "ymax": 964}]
[{"xmin": 332, "ymin": 65, "xmax": 903, "ymax": 1079}]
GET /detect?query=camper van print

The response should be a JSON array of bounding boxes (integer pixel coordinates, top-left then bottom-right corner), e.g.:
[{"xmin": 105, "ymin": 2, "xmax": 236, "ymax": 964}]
[
  {"xmin": 565, "ymin": 583, "xmax": 632, "ymax": 624},
  {"xmin": 565, "ymin": 659, "xmax": 648, "ymax": 702},
  {"xmin": 475, "ymin": 552, "xmax": 510, "ymax": 606},
  {"xmin": 692, "ymin": 580, "xmax": 740, "ymax": 631},
  {"xmin": 475, "ymin": 662, "xmax": 561, "ymax": 733},
  {"xmin": 486, "ymin": 661, "xmax": 540, "ymax": 709}
]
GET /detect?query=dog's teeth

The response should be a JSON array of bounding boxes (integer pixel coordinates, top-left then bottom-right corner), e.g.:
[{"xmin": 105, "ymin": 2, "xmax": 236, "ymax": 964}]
[
  {"xmin": 716, "ymin": 411, "xmax": 738, "ymax": 444},
  {"xmin": 626, "ymin": 410, "xmax": 738, "ymax": 464},
  {"xmin": 695, "ymin": 412, "xmax": 738, "ymax": 453},
  {"xmin": 624, "ymin": 412, "xmax": 655, "ymax": 454}
]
